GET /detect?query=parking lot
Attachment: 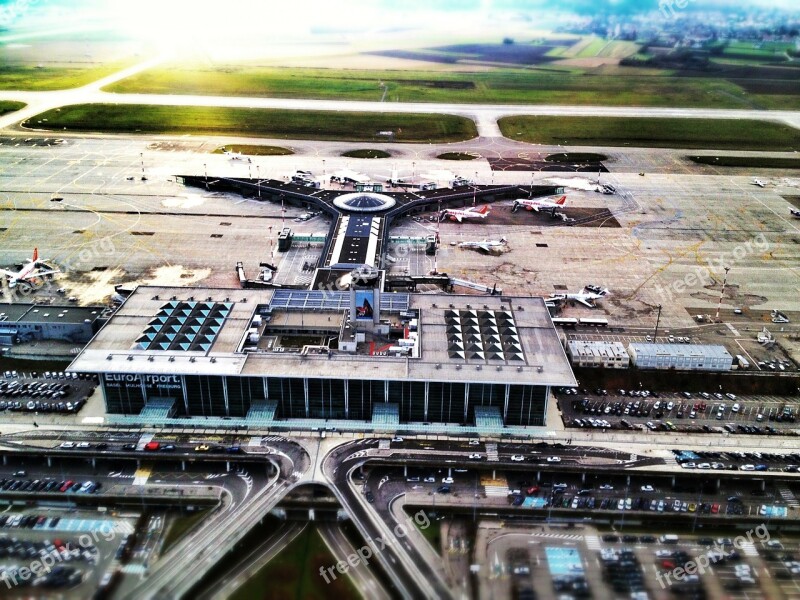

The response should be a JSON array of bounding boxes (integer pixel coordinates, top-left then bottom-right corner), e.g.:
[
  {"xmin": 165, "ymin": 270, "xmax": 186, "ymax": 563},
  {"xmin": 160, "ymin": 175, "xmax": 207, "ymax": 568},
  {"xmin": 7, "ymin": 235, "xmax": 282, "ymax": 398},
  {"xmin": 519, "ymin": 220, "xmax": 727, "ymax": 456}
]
[
  {"xmin": 559, "ymin": 387, "xmax": 800, "ymax": 438},
  {"xmin": 0, "ymin": 372, "xmax": 97, "ymax": 416},
  {"xmin": 0, "ymin": 508, "xmax": 136, "ymax": 599},
  {"xmin": 479, "ymin": 521, "xmax": 800, "ymax": 600}
]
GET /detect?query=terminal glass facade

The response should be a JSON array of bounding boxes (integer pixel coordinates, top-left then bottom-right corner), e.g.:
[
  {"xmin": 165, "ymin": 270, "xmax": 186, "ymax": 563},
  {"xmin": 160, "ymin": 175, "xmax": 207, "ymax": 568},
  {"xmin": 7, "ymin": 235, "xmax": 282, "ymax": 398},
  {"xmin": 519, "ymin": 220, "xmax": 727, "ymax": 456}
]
[{"xmin": 101, "ymin": 373, "xmax": 549, "ymax": 426}]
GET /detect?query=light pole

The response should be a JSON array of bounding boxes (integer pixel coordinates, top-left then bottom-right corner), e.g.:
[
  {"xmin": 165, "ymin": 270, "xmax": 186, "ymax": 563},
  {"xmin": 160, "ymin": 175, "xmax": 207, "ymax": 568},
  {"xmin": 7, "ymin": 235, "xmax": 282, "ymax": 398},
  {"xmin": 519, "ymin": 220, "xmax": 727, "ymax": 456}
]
[
  {"xmin": 204, "ymin": 163, "xmax": 208, "ymax": 191},
  {"xmin": 256, "ymin": 165, "xmax": 261, "ymax": 199},
  {"xmin": 715, "ymin": 267, "xmax": 730, "ymax": 322},
  {"xmin": 322, "ymin": 159, "xmax": 326, "ymax": 180},
  {"xmin": 140, "ymin": 152, "xmax": 145, "ymax": 180}
]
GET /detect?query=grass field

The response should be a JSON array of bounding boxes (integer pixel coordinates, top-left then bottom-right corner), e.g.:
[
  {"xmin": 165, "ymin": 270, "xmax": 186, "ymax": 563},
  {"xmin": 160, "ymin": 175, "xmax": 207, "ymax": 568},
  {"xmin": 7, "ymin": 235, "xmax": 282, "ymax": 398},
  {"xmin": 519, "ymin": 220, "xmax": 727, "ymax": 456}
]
[
  {"xmin": 103, "ymin": 63, "xmax": 799, "ymax": 109},
  {"xmin": 498, "ymin": 116, "xmax": 800, "ymax": 151},
  {"xmin": 24, "ymin": 104, "xmax": 477, "ymax": 143},
  {"xmin": 0, "ymin": 61, "xmax": 134, "ymax": 91},
  {"xmin": 688, "ymin": 155, "xmax": 800, "ymax": 169},
  {"xmin": 230, "ymin": 527, "xmax": 357, "ymax": 600},
  {"xmin": 212, "ymin": 144, "xmax": 293, "ymax": 156},
  {"xmin": 0, "ymin": 101, "xmax": 25, "ymax": 116},
  {"xmin": 341, "ymin": 149, "xmax": 391, "ymax": 158},
  {"xmin": 438, "ymin": 152, "xmax": 480, "ymax": 160}
]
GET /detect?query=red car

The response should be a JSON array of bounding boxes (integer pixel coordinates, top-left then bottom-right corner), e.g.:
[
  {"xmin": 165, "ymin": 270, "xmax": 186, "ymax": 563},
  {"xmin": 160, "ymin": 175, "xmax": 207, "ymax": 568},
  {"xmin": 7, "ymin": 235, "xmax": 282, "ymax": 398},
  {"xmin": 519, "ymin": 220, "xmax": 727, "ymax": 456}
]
[
  {"xmin": 711, "ymin": 503, "xmax": 720, "ymax": 514},
  {"xmin": 144, "ymin": 441, "xmax": 160, "ymax": 451},
  {"xmin": 526, "ymin": 486, "xmax": 540, "ymax": 495},
  {"xmin": 661, "ymin": 559, "xmax": 676, "ymax": 570}
]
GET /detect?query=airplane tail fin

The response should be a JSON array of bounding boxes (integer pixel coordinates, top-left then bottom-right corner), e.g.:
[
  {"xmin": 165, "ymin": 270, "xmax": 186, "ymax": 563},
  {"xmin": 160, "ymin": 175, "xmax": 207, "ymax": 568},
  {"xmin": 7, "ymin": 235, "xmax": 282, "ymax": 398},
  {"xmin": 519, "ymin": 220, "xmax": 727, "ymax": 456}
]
[
  {"xmin": 32, "ymin": 248, "xmax": 38, "ymax": 262},
  {"xmin": 478, "ymin": 205, "xmax": 491, "ymax": 215},
  {"xmin": 556, "ymin": 196, "xmax": 567, "ymax": 205}
]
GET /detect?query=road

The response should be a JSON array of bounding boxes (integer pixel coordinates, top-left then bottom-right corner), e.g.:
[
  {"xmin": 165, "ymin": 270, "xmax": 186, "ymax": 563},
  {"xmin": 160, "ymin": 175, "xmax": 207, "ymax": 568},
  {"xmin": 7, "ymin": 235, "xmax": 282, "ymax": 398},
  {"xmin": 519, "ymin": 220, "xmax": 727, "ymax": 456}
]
[
  {"xmin": 1, "ymin": 57, "xmax": 800, "ymax": 137},
  {"xmin": 318, "ymin": 521, "xmax": 393, "ymax": 600},
  {"xmin": 199, "ymin": 522, "xmax": 307, "ymax": 600}
]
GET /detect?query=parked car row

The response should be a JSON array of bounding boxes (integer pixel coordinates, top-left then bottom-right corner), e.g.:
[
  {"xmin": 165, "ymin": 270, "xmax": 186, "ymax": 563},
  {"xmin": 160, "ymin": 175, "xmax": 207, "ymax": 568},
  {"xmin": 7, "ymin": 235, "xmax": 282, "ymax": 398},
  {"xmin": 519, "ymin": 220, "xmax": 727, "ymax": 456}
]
[
  {"xmin": 0, "ymin": 379, "xmax": 73, "ymax": 398},
  {"xmin": 0, "ymin": 535, "xmax": 98, "ymax": 565},
  {"xmin": 2, "ymin": 398, "xmax": 86, "ymax": 414},
  {"xmin": 0, "ymin": 478, "xmax": 100, "ymax": 494},
  {"xmin": 2, "ymin": 370, "xmax": 95, "ymax": 381}
]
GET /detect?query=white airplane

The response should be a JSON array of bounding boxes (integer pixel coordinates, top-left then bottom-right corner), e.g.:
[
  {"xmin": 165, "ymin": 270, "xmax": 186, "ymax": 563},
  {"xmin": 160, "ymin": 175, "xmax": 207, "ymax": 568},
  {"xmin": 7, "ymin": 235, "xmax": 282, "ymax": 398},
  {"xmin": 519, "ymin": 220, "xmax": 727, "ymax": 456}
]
[
  {"xmin": 222, "ymin": 148, "xmax": 244, "ymax": 160},
  {"xmin": 0, "ymin": 248, "xmax": 60, "ymax": 289},
  {"xmin": 331, "ymin": 169, "xmax": 370, "ymax": 184},
  {"xmin": 752, "ymin": 179, "xmax": 767, "ymax": 188},
  {"xmin": 440, "ymin": 205, "xmax": 491, "ymax": 223},
  {"xmin": 790, "ymin": 209, "xmax": 800, "ymax": 219},
  {"xmin": 458, "ymin": 238, "xmax": 507, "ymax": 254},
  {"xmin": 549, "ymin": 287, "xmax": 609, "ymax": 308},
  {"xmin": 512, "ymin": 195, "xmax": 567, "ymax": 215}
]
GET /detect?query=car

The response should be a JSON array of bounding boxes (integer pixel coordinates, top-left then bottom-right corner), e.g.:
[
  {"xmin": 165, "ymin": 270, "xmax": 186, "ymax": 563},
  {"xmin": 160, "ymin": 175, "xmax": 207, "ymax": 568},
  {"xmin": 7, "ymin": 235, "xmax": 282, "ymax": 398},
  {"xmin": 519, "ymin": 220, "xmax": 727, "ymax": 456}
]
[
  {"xmin": 732, "ymin": 403, "xmax": 740, "ymax": 413},
  {"xmin": 740, "ymin": 464, "xmax": 756, "ymax": 471},
  {"xmin": 423, "ymin": 476, "xmax": 436, "ymax": 483},
  {"xmin": 436, "ymin": 485, "xmax": 451, "ymax": 494},
  {"xmin": 510, "ymin": 455, "xmax": 525, "ymax": 462},
  {"xmin": 442, "ymin": 477, "xmax": 454, "ymax": 484},
  {"xmin": 599, "ymin": 484, "xmax": 614, "ymax": 490},
  {"xmin": 468, "ymin": 453, "xmax": 482, "ymax": 460},
  {"xmin": 711, "ymin": 503, "xmax": 720, "ymax": 514},
  {"xmin": 12, "ymin": 470, "xmax": 26, "ymax": 477},
  {"xmin": 121, "ymin": 443, "xmax": 136, "ymax": 451},
  {"xmin": 546, "ymin": 456, "xmax": 561, "ymax": 463},
  {"xmin": 468, "ymin": 440, "xmax": 480, "ymax": 446},
  {"xmin": 194, "ymin": 444, "xmax": 211, "ymax": 452},
  {"xmin": 59, "ymin": 442, "xmax": 75, "ymax": 449},
  {"xmin": 641, "ymin": 485, "xmax": 654, "ymax": 492},
  {"xmin": 144, "ymin": 442, "xmax": 160, "ymax": 451},
  {"xmin": 526, "ymin": 485, "xmax": 540, "ymax": 495},
  {"xmin": 391, "ymin": 437, "xmax": 403, "ymax": 442}
]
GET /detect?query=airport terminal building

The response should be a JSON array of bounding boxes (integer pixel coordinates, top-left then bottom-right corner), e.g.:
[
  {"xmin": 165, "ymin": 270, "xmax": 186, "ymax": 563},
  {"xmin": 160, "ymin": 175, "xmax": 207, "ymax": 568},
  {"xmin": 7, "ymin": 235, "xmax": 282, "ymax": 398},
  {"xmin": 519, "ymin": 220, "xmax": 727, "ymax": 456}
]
[{"xmin": 68, "ymin": 285, "xmax": 575, "ymax": 430}]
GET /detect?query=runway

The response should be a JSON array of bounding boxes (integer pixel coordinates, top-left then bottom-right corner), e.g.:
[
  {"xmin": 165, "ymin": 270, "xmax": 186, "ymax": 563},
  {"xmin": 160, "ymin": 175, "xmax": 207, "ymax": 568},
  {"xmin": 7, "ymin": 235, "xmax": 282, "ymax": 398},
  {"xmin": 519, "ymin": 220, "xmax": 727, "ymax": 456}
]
[{"xmin": 1, "ymin": 57, "xmax": 800, "ymax": 137}]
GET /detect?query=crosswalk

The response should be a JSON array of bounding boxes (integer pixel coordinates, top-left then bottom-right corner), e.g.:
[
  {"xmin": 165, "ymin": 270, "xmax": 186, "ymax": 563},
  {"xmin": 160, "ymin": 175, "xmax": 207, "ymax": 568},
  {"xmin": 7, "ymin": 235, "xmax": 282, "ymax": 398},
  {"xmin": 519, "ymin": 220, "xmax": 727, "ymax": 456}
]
[
  {"xmin": 740, "ymin": 541, "xmax": 759, "ymax": 557},
  {"xmin": 585, "ymin": 535, "xmax": 602, "ymax": 550},
  {"xmin": 778, "ymin": 486, "xmax": 800, "ymax": 508},
  {"xmin": 484, "ymin": 484, "xmax": 509, "ymax": 497},
  {"xmin": 133, "ymin": 466, "xmax": 151, "ymax": 486},
  {"xmin": 122, "ymin": 564, "xmax": 147, "ymax": 575},
  {"xmin": 532, "ymin": 532, "xmax": 584, "ymax": 542},
  {"xmin": 485, "ymin": 443, "xmax": 499, "ymax": 462}
]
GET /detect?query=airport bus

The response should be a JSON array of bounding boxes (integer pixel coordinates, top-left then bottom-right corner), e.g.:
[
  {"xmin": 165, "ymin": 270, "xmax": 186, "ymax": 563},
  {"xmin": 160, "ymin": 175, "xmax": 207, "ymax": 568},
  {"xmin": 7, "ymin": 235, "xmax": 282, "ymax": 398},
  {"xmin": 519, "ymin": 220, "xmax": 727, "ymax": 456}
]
[
  {"xmin": 578, "ymin": 318, "xmax": 609, "ymax": 327},
  {"xmin": 735, "ymin": 354, "xmax": 750, "ymax": 370},
  {"xmin": 552, "ymin": 318, "xmax": 578, "ymax": 328}
]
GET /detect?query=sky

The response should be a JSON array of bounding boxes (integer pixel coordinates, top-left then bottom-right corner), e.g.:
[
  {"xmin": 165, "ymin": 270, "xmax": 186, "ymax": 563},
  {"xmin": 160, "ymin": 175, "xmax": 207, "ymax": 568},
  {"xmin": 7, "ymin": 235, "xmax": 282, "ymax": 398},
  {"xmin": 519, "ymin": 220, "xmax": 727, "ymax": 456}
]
[{"xmin": 1, "ymin": 0, "xmax": 798, "ymax": 45}]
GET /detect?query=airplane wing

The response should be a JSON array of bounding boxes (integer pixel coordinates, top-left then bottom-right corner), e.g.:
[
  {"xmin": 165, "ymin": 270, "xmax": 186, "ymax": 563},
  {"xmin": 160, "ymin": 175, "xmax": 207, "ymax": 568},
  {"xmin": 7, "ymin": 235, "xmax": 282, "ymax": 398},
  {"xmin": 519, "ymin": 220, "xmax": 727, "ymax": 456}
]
[
  {"xmin": 455, "ymin": 215, "xmax": 463, "ymax": 223},
  {"xmin": 530, "ymin": 206, "xmax": 540, "ymax": 212},
  {"xmin": 574, "ymin": 297, "xmax": 595, "ymax": 308}
]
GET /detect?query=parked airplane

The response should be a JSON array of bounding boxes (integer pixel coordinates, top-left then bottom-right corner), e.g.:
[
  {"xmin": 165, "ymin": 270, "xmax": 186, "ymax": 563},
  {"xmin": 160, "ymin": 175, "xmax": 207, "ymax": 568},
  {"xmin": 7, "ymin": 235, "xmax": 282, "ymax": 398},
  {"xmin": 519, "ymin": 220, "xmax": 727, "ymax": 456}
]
[
  {"xmin": 790, "ymin": 209, "xmax": 800, "ymax": 219},
  {"xmin": 440, "ymin": 205, "xmax": 491, "ymax": 223},
  {"xmin": 549, "ymin": 287, "xmax": 608, "ymax": 308},
  {"xmin": 752, "ymin": 179, "xmax": 767, "ymax": 188},
  {"xmin": 458, "ymin": 238, "xmax": 507, "ymax": 254},
  {"xmin": 222, "ymin": 148, "xmax": 244, "ymax": 160},
  {"xmin": 0, "ymin": 248, "xmax": 59, "ymax": 289},
  {"xmin": 512, "ymin": 195, "xmax": 567, "ymax": 215}
]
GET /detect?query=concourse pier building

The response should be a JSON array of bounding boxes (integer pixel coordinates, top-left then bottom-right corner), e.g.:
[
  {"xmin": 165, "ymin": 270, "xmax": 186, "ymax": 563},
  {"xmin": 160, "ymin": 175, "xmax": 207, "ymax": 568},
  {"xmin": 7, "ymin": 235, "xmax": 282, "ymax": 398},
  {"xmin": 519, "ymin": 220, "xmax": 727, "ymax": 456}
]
[{"xmin": 69, "ymin": 279, "xmax": 576, "ymax": 432}]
